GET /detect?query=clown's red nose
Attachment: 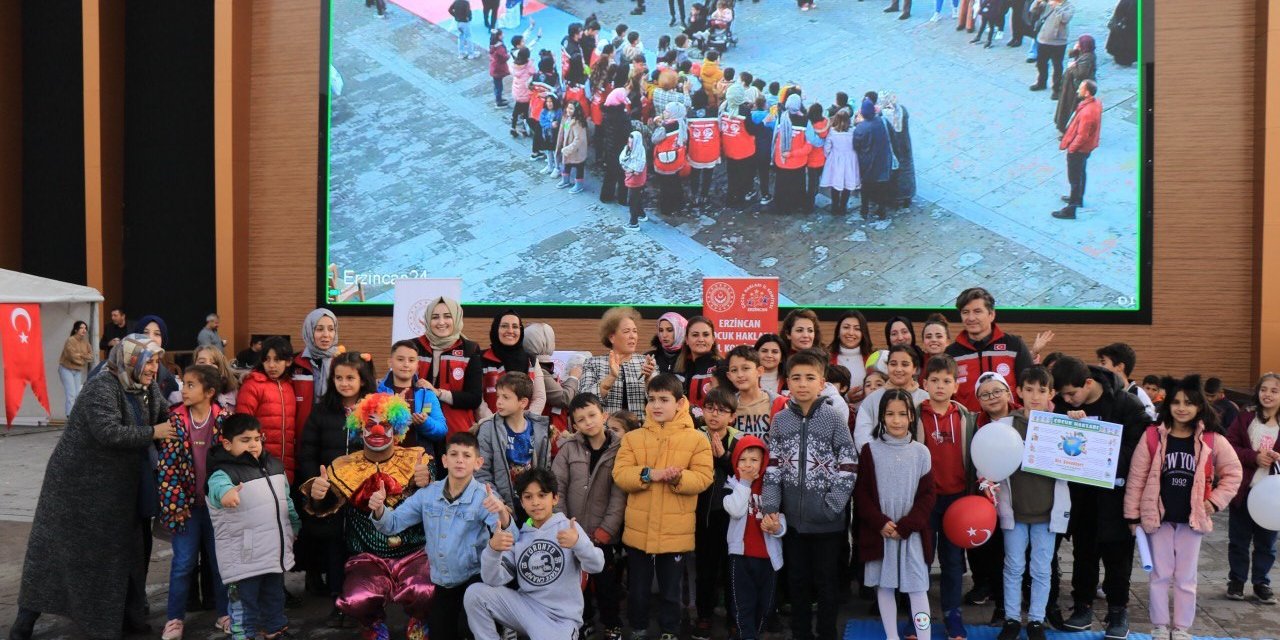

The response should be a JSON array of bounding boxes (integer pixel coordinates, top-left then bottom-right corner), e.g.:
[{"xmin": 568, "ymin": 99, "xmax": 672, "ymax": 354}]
[{"xmin": 368, "ymin": 424, "xmax": 387, "ymax": 436}]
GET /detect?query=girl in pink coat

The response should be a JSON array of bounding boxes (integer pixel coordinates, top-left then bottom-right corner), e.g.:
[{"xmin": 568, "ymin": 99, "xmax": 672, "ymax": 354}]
[{"xmin": 1124, "ymin": 375, "xmax": 1242, "ymax": 640}]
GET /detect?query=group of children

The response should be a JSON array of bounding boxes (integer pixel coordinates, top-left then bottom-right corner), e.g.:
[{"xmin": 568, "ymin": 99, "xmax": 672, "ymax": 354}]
[
  {"xmin": 482, "ymin": 4, "xmax": 917, "ymax": 227},
  {"xmin": 93, "ymin": 290, "xmax": 1279, "ymax": 640}
]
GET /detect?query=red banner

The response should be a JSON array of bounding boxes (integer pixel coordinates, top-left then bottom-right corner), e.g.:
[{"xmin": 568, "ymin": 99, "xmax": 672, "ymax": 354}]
[
  {"xmin": 702, "ymin": 277, "xmax": 780, "ymax": 352},
  {"xmin": 0, "ymin": 303, "xmax": 51, "ymax": 426}
]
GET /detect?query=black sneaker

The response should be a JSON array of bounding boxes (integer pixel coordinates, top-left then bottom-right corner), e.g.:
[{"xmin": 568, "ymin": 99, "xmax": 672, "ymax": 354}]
[
  {"xmin": 744, "ymin": 190, "xmax": 760, "ymax": 201},
  {"xmin": 1026, "ymin": 621, "xmax": 1047, "ymax": 640},
  {"xmin": 1256, "ymin": 583, "xmax": 1277, "ymax": 604},
  {"xmin": 1046, "ymin": 608, "xmax": 1066, "ymax": 630},
  {"xmin": 1061, "ymin": 604, "xmax": 1093, "ymax": 631},
  {"xmin": 1227, "ymin": 581, "xmax": 1246, "ymax": 600},
  {"xmin": 997, "ymin": 619, "xmax": 1022, "ymax": 640},
  {"xmin": 1103, "ymin": 606, "xmax": 1129, "ymax": 640},
  {"xmin": 603, "ymin": 626, "xmax": 624, "ymax": 640},
  {"xmin": 759, "ymin": 194, "xmax": 773, "ymax": 206},
  {"xmin": 964, "ymin": 584, "xmax": 992, "ymax": 606}
]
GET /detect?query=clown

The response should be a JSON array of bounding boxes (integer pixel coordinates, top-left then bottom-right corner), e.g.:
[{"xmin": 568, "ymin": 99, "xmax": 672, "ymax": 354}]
[{"xmin": 302, "ymin": 393, "xmax": 435, "ymax": 640}]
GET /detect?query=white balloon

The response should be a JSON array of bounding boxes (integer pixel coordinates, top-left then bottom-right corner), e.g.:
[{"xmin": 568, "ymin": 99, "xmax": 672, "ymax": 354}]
[
  {"xmin": 1248, "ymin": 475, "xmax": 1280, "ymax": 531},
  {"xmin": 971, "ymin": 419, "xmax": 1024, "ymax": 482}
]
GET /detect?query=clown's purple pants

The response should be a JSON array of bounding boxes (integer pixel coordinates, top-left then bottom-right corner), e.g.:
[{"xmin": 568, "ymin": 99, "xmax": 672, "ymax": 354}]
[{"xmin": 337, "ymin": 549, "xmax": 434, "ymax": 625}]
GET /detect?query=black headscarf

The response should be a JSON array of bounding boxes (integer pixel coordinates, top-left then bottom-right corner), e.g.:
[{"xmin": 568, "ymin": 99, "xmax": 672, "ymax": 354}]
[{"xmin": 489, "ymin": 310, "xmax": 533, "ymax": 374}]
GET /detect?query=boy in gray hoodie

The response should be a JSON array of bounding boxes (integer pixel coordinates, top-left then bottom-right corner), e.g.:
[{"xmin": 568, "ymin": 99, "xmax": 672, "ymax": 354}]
[{"xmin": 465, "ymin": 468, "xmax": 606, "ymax": 640}]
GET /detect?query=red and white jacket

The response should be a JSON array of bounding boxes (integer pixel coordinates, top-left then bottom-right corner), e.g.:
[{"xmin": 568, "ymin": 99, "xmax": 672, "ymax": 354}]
[
  {"xmin": 415, "ymin": 337, "xmax": 485, "ymax": 436},
  {"xmin": 944, "ymin": 324, "xmax": 1034, "ymax": 413}
]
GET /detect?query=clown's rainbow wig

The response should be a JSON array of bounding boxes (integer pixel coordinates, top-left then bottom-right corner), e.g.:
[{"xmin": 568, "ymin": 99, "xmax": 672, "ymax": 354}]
[{"xmin": 345, "ymin": 392, "xmax": 412, "ymax": 441}]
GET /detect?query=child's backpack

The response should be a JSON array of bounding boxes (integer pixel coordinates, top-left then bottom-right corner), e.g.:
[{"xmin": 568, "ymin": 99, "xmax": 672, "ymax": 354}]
[{"xmin": 1144, "ymin": 426, "xmax": 1215, "ymax": 499}]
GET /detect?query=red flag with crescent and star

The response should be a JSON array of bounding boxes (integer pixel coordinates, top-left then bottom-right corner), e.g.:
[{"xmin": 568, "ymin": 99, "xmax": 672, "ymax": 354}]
[{"xmin": 0, "ymin": 303, "xmax": 51, "ymax": 427}]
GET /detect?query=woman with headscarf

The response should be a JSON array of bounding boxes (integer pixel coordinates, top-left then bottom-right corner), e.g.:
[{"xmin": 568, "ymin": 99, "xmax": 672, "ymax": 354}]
[
  {"xmin": 878, "ymin": 92, "xmax": 916, "ymax": 208},
  {"xmin": 771, "ymin": 92, "xmax": 812, "ymax": 213},
  {"xmin": 480, "ymin": 310, "xmax": 546, "ymax": 415},
  {"xmin": 620, "ymin": 131, "xmax": 650, "ymax": 228},
  {"xmin": 1105, "ymin": 0, "xmax": 1136, "ymax": 66},
  {"xmin": 720, "ymin": 84, "xmax": 755, "ymax": 207},
  {"xmin": 294, "ymin": 308, "xmax": 339, "ymax": 430},
  {"xmin": 522, "ymin": 323, "xmax": 580, "ymax": 442},
  {"xmin": 133, "ymin": 314, "xmax": 181, "ymax": 399},
  {"xmin": 1055, "ymin": 34, "xmax": 1097, "ymax": 133},
  {"xmin": 412, "ymin": 296, "xmax": 484, "ymax": 437},
  {"xmin": 10, "ymin": 335, "xmax": 174, "ymax": 640},
  {"xmin": 599, "ymin": 88, "xmax": 634, "ymax": 205},
  {"xmin": 852, "ymin": 97, "xmax": 894, "ymax": 219},
  {"xmin": 651, "ymin": 100, "xmax": 690, "ymax": 214},
  {"xmin": 646, "ymin": 312, "xmax": 688, "ymax": 375}
]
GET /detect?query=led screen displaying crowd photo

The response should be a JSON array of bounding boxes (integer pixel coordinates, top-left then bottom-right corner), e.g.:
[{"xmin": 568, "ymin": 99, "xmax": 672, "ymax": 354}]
[{"xmin": 321, "ymin": 0, "xmax": 1145, "ymax": 313}]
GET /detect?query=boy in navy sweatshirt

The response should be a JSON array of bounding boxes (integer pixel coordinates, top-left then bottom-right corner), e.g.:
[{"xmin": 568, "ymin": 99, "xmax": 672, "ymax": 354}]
[{"xmin": 464, "ymin": 468, "xmax": 605, "ymax": 639}]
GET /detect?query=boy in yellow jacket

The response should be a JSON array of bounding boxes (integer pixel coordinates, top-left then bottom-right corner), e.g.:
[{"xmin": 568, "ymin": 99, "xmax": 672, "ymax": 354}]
[{"xmin": 613, "ymin": 373, "xmax": 714, "ymax": 640}]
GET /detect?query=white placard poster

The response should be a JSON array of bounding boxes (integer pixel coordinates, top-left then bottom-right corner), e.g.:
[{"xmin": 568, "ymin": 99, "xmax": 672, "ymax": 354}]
[
  {"xmin": 1022, "ymin": 410, "xmax": 1124, "ymax": 489},
  {"xmin": 391, "ymin": 278, "xmax": 463, "ymax": 342}
]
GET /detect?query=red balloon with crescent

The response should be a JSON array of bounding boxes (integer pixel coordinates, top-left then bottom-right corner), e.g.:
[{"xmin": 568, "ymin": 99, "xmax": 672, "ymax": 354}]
[{"xmin": 942, "ymin": 495, "xmax": 998, "ymax": 549}]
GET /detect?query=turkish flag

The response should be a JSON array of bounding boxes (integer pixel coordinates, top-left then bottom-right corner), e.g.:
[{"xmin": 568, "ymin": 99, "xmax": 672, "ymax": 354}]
[{"xmin": 0, "ymin": 303, "xmax": 51, "ymax": 427}]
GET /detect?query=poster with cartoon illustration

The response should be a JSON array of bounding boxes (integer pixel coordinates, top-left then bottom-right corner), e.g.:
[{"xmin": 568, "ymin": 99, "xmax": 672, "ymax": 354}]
[{"xmin": 1021, "ymin": 410, "xmax": 1123, "ymax": 489}]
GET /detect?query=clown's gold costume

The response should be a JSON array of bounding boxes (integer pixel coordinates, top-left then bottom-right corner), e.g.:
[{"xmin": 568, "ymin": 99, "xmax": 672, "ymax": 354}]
[{"xmin": 301, "ymin": 393, "xmax": 434, "ymax": 640}]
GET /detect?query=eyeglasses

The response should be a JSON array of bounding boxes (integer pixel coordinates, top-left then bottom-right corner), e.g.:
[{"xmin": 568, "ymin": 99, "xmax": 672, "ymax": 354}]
[
  {"xmin": 703, "ymin": 405, "xmax": 733, "ymax": 415},
  {"xmin": 977, "ymin": 389, "xmax": 1007, "ymax": 401}
]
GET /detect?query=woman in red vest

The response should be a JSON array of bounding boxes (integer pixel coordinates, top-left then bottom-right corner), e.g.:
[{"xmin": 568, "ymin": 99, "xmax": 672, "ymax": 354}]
[
  {"xmin": 479, "ymin": 310, "xmax": 545, "ymax": 415},
  {"xmin": 687, "ymin": 104, "xmax": 722, "ymax": 209},
  {"xmin": 651, "ymin": 100, "xmax": 690, "ymax": 215},
  {"xmin": 804, "ymin": 103, "xmax": 830, "ymax": 212},
  {"xmin": 771, "ymin": 93, "xmax": 811, "ymax": 213},
  {"xmin": 719, "ymin": 84, "xmax": 755, "ymax": 207},
  {"xmin": 293, "ymin": 308, "xmax": 339, "ymax": 431},
  {"xmin": 413, "ymin": 296, "xmax": 483, "ymax": 437}
]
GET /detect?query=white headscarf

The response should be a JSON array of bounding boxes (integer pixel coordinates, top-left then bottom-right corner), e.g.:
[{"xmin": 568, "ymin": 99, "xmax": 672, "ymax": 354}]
[{"xmin": 620, "ymin": 131, "xmax": 648, "ymax": 174}]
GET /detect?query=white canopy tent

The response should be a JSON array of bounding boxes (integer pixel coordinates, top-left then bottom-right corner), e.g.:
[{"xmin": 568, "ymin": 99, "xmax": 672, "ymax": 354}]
[{"xmin": 0, "ymin": 269, "xmax": 103, "ymax": 425}]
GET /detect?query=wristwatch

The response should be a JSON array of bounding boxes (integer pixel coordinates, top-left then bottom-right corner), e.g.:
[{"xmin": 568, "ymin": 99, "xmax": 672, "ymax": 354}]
[{"xmin": 641, "ymin": 467, "xmax": 651, "ymax": 483}]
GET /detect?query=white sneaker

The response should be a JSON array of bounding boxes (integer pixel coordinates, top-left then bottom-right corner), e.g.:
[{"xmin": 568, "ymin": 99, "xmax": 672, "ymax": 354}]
[
  {"xmin": 951, "ymin": 5, "xmax": 959, "ymax": 17},
  {"xmin": 1170, "ymin": 629, "xmax": 1192, "ymax": 640},
  {"xmin": 162, "ymin": 619, "xmax": 184, "ymax": 640},
  {"xmin": 929, "ymin": 11, "xmax": 941, "ymax": 21},
  {"xmin": 1150, "ymin": 626, "xmax": 1169, "ymax": 640}
]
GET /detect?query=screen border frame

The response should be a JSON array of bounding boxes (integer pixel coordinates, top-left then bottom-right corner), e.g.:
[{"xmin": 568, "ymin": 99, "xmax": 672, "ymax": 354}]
[{"xmin": 315, "ymin": 0, "xmax": 1153, "ymax": 324}]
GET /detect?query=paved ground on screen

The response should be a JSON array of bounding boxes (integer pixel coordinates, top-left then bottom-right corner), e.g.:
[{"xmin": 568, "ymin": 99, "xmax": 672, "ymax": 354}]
[
  {"xmin": 325, "ymin": 0, "xmax": 1138, "ymax": 309},
  {"xmin": 2, "ymin": 426, "xmax": 1275, "ymax": 639}
]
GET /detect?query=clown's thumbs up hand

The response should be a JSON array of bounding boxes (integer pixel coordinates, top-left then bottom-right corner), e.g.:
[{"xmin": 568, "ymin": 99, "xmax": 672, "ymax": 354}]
[
  {"xmin": 413, "ymin": 453, "xmax": 432, "ymax": 488},
  {"xmin": 557, "ymin": 517, "xmax": 580, "ymax": 548},
  {"xmin": 311, "ymin": 465, "xmax": 331, "ymax": 501},
  {"xmin": 368, "ymin": 479, "xmax": 388, "ymax": 518}
]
